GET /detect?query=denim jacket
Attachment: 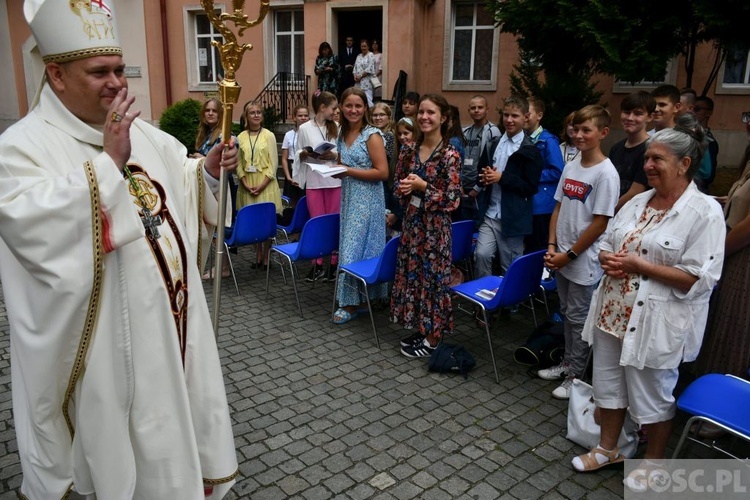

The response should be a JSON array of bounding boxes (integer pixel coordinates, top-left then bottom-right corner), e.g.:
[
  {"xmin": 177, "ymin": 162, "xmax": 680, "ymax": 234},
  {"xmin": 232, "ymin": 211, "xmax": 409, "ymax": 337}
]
[{"xmin": 582, "ymin": 183, "xmax": 726, "ymax": 369}]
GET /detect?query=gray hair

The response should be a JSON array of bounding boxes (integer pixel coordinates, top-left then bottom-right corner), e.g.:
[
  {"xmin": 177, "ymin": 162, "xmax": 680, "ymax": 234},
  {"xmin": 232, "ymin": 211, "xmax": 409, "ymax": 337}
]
[{"xmin": 646, "ymin": 113, "xmax": 706, "ymax": 179}]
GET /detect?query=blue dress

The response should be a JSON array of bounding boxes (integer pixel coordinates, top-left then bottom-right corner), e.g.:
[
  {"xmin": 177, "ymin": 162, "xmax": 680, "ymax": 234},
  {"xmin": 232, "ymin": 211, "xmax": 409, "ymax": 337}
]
[{"xmin": 336, "ymin": 126, "xmax": 387, "ymax": 307}]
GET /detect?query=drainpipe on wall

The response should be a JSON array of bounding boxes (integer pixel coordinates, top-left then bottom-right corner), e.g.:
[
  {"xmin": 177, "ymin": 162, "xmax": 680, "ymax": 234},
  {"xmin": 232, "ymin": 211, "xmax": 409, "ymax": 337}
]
[{"xmin": 160, "ymin": 0, "xmax": 173, "ymax": 106}]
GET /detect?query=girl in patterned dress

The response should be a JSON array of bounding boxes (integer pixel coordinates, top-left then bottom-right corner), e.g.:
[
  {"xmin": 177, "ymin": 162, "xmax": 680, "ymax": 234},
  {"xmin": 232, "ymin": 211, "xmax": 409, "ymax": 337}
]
[
  {"xmin": 331, "ymin": 87, "xmax": 390, "ymax": 323},
  {"xmin": 391, "ymin": 94, "xmax": 462, "ymax": 357}
]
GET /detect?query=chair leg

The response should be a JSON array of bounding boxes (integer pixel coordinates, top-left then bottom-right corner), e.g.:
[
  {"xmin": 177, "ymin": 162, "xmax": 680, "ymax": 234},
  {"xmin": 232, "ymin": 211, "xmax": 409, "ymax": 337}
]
[
  {"xmin": 290, "ymin": 261, "xmax": 303, "ymax": 317},
  {"xmin": 481, "ymin": 306, "xmax": 500, "ymax": 384},
  {"xmin": 529, "ymin": 295, "xmax": 538, "ymax": 327},
  {"xmin": 331, "ymin": 268, "xmax": 341, "ymax": 319},
  {"xmin": 672, "ymin": 415, "xmax": 700, "ymax": 459},
  {"xmin": 539, "ymin": 285, "xmax": 550, "ymax": 316},
  {"xmin": 224, "ymin": 243, "xmax": 240, "ymax": 297},
  {"xmin": 360, "ymin": 278, "xmax": 380, "ymax": 349},
  {"xmin": 265, "ymin": 249, "xmax": 288, "ymax": 299}
]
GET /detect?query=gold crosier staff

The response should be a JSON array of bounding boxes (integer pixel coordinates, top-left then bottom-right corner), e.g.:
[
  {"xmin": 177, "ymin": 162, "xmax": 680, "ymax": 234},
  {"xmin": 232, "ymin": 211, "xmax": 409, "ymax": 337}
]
[{"xmin": 200, "ymin": 0, "xmax": 270, "ymax": 335}]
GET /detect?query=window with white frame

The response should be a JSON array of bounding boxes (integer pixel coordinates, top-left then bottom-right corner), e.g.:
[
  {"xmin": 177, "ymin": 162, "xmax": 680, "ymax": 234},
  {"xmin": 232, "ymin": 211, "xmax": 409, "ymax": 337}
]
[
  {"xmin": 723, "ymin": 47, "xmax": 750, "ymax": 87},
  {"xmin": 451, "ymin": 2, "xmax": 495, "ymax": 82},
  {"xmin": 185, "ymin": 8, "xmax": 224, "ymax": 90},
  {"xmin": 612, "ymin": 60, "xmax": 678, "ymax": 93},
  {"xmin": 275, "ymin": 10, "xmax": 304, "ymax": 76}
]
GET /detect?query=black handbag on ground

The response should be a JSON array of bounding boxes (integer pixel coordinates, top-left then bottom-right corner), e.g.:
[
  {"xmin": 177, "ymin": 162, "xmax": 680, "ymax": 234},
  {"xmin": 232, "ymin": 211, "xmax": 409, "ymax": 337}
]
[{"xmin": 428, "ymin": 343, "xmax": 476, "ymax": 379}]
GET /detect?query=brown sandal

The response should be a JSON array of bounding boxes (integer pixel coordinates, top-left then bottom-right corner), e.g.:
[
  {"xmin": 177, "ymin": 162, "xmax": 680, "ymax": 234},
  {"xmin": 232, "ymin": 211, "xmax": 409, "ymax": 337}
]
[{"xmin": 572, "ymin": 445, "xmax": 625, "ymax": 472}]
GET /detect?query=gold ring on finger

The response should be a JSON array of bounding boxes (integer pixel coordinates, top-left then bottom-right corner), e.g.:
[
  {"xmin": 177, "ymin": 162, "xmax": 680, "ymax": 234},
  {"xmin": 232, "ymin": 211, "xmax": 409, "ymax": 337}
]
[{"xmin": 111, "ymin": 112, "xmax": 124, "ymax": 123}]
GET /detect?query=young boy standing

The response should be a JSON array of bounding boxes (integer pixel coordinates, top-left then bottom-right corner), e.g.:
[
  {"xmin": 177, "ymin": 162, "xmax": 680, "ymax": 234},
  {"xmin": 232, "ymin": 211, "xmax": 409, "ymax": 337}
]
[
  {"xmin": 540, "ymin": 105, "xmax": 620, "ymax": 399},
  {"xmin": 650, "ymin": 85, "xmax": 682, "ymax": 133},
  {"xmin": 524, "ymin": 97, "xmax": 565, "ymax": 251},
  {"xmin": 610, "ymin": 92, "xmax": 655, "ymax": 211},
  {"xmin": 400, "ymin": 91, "xmax": 420, "ymax": 121},
  {"xmin": 475, "ymin": 95, "xmax": 543, "ymax": 277}
]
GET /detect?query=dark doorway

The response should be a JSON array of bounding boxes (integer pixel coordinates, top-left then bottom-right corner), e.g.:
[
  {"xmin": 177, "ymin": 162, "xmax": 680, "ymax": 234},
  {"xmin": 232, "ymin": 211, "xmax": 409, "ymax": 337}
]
[{"xmin": 337, "ymin": 10, "xmax": 383, "ymax": 56}]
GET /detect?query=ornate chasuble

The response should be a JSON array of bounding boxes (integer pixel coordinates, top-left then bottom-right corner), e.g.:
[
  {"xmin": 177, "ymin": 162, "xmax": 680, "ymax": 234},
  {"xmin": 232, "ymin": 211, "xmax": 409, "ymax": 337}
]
[{"xmin": 125, "ymin": 163, "xmax": 189, "ymax": 364}]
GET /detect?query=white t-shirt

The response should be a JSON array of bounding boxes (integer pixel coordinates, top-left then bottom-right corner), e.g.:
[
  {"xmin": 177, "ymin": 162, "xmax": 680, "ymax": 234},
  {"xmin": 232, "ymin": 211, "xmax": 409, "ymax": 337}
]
[
  {"xmin": 282, "ymin": 129, "xmax": 297, "ymax": 160},
  {"xmin": 554, "ymin": 157, "xmax": 620, "ymax": 285},
  {"xmin": 293, "ymin": 119, "xmax": 341, "ymax": 190}
]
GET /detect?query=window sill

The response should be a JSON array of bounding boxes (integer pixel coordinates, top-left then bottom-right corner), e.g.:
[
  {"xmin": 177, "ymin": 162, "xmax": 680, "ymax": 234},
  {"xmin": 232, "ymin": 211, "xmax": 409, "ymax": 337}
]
[
  {"xmin": 442, "ymin": 81, "xmax": 496, "ymax": 92},
  {"xmin": 714, "ymin": 85, "xmax": 750, "ymax": 96}
]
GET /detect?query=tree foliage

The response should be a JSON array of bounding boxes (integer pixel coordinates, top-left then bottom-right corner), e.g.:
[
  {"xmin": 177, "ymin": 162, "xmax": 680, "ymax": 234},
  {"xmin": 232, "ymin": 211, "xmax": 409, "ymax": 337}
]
[
  {"xmin": 159, "ymin": 98, "xmax": 202, "ymax": 154},
  {"xmin": 487, "ymin": 0, "xmax": 750, "ymax": 102},
  {"xmin": 509, "ymin": 53, "xmax": 602, "ymax": 136}
]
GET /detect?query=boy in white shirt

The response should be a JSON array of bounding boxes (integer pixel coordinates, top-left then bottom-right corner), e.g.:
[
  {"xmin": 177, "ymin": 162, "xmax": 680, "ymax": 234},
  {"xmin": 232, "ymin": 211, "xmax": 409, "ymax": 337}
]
[{"xmin": 540, "ymin": 105, "xmax": 620, "ymax": 399}]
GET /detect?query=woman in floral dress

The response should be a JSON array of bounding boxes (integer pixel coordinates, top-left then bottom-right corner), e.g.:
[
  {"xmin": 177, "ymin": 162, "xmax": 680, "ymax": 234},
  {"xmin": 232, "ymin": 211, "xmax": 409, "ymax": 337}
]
[
  {"xmin": 314, "ymin": 42, "xmax": 340, "ymax": 96},
  {"xmin": 391, "ymin": 94, "xmax": 462, "ymax": 358},
  {"xmin": 331, "ymin": 87, "xmax": 389, "ymax": 324}
]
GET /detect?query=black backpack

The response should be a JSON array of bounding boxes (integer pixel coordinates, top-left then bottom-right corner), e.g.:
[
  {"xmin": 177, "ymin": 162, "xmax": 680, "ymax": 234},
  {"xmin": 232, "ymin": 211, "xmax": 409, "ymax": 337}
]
[
  {"xmin": 428, "ymin": 343, "xmax": 476, "ymax": 379},
  {"xmin": 514, "ymin": 320, "xmax": 565, "ymax": 369}
]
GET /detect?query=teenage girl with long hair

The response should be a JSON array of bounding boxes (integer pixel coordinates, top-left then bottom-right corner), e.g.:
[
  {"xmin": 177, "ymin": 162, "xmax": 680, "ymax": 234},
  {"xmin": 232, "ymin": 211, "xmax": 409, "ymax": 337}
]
[
  {"xmin": 293, "ymin": 91, "xmax": 341, "ymax": 282},
  {"xmin": 391, "ymin": 94, "xmax": 462, "ymax": 358}
]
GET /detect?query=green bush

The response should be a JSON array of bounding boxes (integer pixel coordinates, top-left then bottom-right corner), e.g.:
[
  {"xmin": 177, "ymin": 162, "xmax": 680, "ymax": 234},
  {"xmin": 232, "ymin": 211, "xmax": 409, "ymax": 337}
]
[{"xmin": 159, "ymin": 98, "xmax": 202, "ymax": 154}]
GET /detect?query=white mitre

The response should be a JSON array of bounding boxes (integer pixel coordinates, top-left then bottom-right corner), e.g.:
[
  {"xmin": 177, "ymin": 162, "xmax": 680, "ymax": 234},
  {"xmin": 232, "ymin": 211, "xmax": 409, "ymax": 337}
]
[{"xmin": 25, "ymin": 0, "xmax": 122, "ymax": 64}]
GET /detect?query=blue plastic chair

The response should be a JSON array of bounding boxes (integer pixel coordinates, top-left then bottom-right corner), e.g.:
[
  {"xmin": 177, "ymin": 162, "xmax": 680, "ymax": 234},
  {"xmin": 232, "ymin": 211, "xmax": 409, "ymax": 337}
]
[
  {"xmin": 451, "ymin": 249, "xmax": 546, "ymax": 383},
  {"xmin": 330, "ymin": 236, "xmax": 401, "ymax": 348},
  {"xmin": 214, "ymin": 202, "xmax": 277, "ymax": 296},
  {"xmin": 266, "ymin": 213, "xmax": 340, "ymax": 317},
  {"xmin": 277, "ymin": 195, "xmax": 310, "ymax": 243},
  {"xmin": 672, "ymin": 373, "xmax": 750, "ymax": 459},
  {"xmin": 451, "ymin": 220, "xmax": 475, "ymax": 280}
]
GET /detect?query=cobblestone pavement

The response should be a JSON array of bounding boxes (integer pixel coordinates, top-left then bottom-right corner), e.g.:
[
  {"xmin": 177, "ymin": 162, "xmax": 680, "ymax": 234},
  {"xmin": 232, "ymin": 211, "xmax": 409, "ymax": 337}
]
[{"xmin": 2, "ymin": 247, "xmax": 703, "ymax": 499}]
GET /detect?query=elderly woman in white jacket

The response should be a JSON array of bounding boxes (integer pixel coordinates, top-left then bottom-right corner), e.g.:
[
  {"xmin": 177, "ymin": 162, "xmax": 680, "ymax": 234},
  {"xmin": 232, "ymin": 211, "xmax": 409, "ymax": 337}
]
[{"xmin": 571, "ymin": 124, "xmax": 725, "ymax": 487}]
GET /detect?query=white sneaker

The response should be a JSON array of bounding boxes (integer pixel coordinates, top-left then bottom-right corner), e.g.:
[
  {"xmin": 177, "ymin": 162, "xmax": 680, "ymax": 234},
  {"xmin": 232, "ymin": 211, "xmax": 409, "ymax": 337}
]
[
  {"xmin": 537, "ymin": 363, "xmax": 569, "ymax": 380},
  {"xmin": 552, "ymin": 376, "xmax": 575, "ymax": 400}
]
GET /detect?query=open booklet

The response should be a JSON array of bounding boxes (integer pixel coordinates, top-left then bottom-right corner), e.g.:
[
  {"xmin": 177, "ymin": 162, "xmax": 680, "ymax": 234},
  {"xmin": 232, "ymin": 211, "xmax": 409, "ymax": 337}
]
[
  {"xmin": 306, "ymin": 162, "xmax": 347, "ymax": 178},
  {"xmin": 304, "ymin": 141, "xmax": 337, "ymax": 157},
  {"xmin": 475, "ymin": 288, "xmax": 498, "ymax": 300}
]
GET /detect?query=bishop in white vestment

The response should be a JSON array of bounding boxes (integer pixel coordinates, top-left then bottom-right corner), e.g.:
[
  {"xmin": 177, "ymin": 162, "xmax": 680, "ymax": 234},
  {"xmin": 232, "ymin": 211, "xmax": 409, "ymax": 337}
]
[{"xmin": 0, "ymin": 1, "xmax": 238, "ymax": 498}]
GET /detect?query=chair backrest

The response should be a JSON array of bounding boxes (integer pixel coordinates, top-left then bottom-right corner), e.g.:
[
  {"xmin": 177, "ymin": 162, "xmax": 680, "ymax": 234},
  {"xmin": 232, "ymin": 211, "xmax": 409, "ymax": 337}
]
[
  {"xmin": 375, "ymin": 236, "xmax": 400, "ymax": 282},
  {"xmin": 226, "ymin": 202, "xmax": 277, "ymax": 247},
  {"xmin": 296, "ymin": 213, "xmax": 340, "ymax": 260},
  {"xmin": 282, "ymin": 195, "xmax": 310, "ymax": 233},
  {"xmin": 494, "ymin": 249, "xmax": 547, "ymax": 308},
  {"xmin": 451, "ymin": 220, "xmax": 474, "ymax": 264}
]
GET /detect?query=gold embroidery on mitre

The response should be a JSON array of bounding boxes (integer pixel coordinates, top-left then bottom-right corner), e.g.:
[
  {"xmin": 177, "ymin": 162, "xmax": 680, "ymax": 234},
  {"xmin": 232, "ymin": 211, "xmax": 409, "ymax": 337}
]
[
  {"xmin": 43, "ymin": 46, "xmax": 122, "ymax": 64},
  {"xmin": 69, "ymin": 0, "xmax": 116, "ymax": 41}
]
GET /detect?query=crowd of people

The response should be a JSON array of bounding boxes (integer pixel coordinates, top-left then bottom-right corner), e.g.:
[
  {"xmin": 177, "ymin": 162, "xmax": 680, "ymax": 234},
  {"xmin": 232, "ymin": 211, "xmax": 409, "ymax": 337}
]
[
  {"xmin": 226, "ymin": 62, "xmax": 749, "ymax": 484},
  {"xmin": 2, "ymin": 5, "xmax": 748, "ymax": 493}
]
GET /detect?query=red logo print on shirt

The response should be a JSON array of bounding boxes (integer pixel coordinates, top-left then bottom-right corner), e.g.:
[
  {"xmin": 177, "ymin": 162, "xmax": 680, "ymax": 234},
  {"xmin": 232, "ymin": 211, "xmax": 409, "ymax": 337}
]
[{"xmin": 562, "ymin": 178, "xmax": 593, "ymax": 203}]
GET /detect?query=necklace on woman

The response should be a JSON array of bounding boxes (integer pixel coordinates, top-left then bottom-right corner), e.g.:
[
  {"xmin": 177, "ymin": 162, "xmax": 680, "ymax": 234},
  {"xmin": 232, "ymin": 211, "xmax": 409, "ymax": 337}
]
[
  {"xmin": 314, "ymin": 117, "xmax": 328, "ymax": 141},
  {"xmin": 247, "ymin": 128, "xmax": 261, "ymax": 164}
]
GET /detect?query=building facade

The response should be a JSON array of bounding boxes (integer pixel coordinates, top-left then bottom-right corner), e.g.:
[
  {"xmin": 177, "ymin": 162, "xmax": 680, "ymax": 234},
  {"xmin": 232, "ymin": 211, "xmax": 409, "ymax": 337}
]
[{"xmin": 2, "ymin": 0, "xmax": 749, "ymax": 165}]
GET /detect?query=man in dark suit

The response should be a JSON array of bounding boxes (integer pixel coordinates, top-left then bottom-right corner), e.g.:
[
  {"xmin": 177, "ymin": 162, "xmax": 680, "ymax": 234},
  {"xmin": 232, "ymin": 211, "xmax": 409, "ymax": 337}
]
[{"xmin": 340, "ymin": 36, "xmax": 357, "ymax": 95}]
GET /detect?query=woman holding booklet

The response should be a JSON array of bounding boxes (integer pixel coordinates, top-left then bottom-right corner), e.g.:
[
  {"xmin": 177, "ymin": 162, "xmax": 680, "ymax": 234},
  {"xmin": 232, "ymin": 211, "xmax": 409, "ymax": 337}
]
[
  {"xmin": 294, "ymin": 91, "xmax": 342, "ymax": 282},
  {"xmin": 330, "ymin": 87, "xmax": 390, "ymax": 324}
]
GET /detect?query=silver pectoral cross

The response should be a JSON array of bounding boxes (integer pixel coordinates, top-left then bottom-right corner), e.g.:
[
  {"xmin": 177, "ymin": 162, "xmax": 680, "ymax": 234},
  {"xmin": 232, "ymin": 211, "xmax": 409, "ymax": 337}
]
[{"xmin": 141, "ymin": 207, "xmax": 162, "ymax": 239}]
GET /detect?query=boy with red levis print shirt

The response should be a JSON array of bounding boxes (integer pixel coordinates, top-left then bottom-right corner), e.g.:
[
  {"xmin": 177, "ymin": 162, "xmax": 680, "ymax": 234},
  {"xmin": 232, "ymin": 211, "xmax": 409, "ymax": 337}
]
[{"xmin": 540, "ymin": 105, "xmax": 620, "ymax": 399}]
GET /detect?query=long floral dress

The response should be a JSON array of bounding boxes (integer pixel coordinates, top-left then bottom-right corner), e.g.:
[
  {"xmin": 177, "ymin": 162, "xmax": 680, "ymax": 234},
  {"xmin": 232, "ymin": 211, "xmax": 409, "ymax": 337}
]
[
  {"xmin": 696, "ymin": 160, "xmax": 750, "ymax": 378},
  {"xmin": 315, "ymin": 54, "xmax": 340, "ymax": 95},
  {"xmin": 390, "ymin": 142, "xmax": 462, "ymax": 338},
  {"xmin": 336, "ymin": 126, "xmax": 387, "ymax": 307}
]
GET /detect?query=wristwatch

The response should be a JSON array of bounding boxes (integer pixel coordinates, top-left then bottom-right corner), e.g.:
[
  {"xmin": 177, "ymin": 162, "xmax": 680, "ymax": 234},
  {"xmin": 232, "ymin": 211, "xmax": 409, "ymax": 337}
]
[{"xmin": 566, "ymin": 249, "xmax": 578, "ymax": 261}]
